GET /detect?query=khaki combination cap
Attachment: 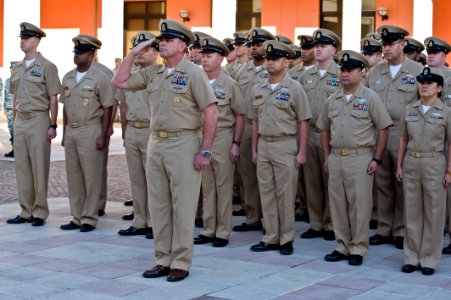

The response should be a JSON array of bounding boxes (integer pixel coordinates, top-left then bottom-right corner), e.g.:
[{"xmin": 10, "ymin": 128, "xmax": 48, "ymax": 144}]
[
  {"xmin": 72, "ymin": 34, "xmax": 101, "ymax": 54},
  {"xmin": 190, "ymin": 31, "xmax": 211, "ymax": 49},
  {"xmin": 313, "ymin": 28, "xmax": 341, "ymax": 48},
  {"xmin": 248, "ymin": 27, "xmax": 275, "ymax": 43},
  {"xmin": 360, "ymin": 38, "xmax": 382, "ymax": 55},
  {"xmin": 275, "ymin": 35, "xmax": 293, "ymax": 45},
  {"xmin": 297, "ymin": 35, "xmax": 314, "ymax": 49},
  {"xmin": 223, "ymin": 38, "xmax": 235, "ymax": 51},
  {"xmin": 338, "ymin": 50, "xmax": 368, "ymax": 69},
  {"xmin": 19, "ymin": 22, "xmax": 46, "ymax": 38},
  {"xmin": 365, "ymin": 32, "xmax": 381, "ymax": 40},
  {"xmin": 132, "ymin": 31, "xmax": 158, "ymax": 50},
  {"xmin": 263, "ymin": 40, "xmax": 295, "ymax": 58},
  {"xmin": 424, "ymin": 36, "xmax": 451, "ymax": 54},
  {"xmin": 404, "ymin": 38, "xmax": 425, "ymax": 53},
  {"xmin": 233, "ymin": 32, "xmax": 247, "ymax": 45},
  {"xmin": 157, "ymin": 20, "xmax": 195, "ymax": 45},
  {"xmin": 201, "ymin": 36, "xmax": 230, "ymax": 56},
  {"xmin": 417, "ymin": 67, "xmax": 444, "ymax": 86},
  {"xmin": 289, "ymin": 44, "xmax": 302, "ymax": 58},
  {"xmin": 377, "ymin": 25, "xmax": 409, "ymax": 43}
]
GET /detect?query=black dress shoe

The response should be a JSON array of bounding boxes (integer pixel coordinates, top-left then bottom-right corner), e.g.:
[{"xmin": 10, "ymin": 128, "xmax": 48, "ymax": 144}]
[
  {"xmin": 324, "ymin": 230, "xmax": 335, "ymax": 241},
  {"xmin": 394, "ymin": 236, "xmax": 404, "ymax": 249},
  {"xmin": 324, "ymin": 250, "xmax": 348, "ymax": 262},
  {"xmin": 232, "ymin": 208, "xmax": 246, "ymax": 216},
  {"xmin": 146, "ymin": 228, "xmax": 154, "ymax": 239},
  {"xmin": 194, "ymin": 234, "xmax": 214, "ymax": 244},
  {"xmin": 118, "ymin": 226, "xmax": 148, "ymax": 236},
  {"xmin": 32, "ymin": 217, "xmax": 45, "ymax": 227},
  {"xmin": 142, "ymin": 265, "xmax": 170, "ymax": 278},
  {"xmin": 167, "ymin": 269, "xmax": 189, "ymax": 282},
  {"xmin": 233, "ymin": 222, "xmax": 263, "ymax": 232},
  {"xmin": 250, "ymin": 241, "xmax": 280, "ymax": 252},
  {"xmin": 421, "ymin": 267, "xmax": 435, "ymax": 275},
  {"xmin": 6, "ymin": 215, "xmax": 32, "ymax": 224},
  {"xmin": 212, "ymin": 237, "xmax": 229, "ymax": 247},
  {"xmin": 301, "ymin": 228, "xmax": 324, "ymax": 239},
  {"xmin": 442, "ymin": 244, "xmax": 451, "ymax": 255},
  {"xmin": 280, "ymin": 242, "xmax": 294, "ymax": 255},
  {"xmin": 401, "ymin": 264, "xmax": 418, "ymax": 273},
  {"xmin": 348, "ymin": 254, "xmax": 363, "ymax": 266},
  {"xmin": 4, "ymin": 150, "xmax": 14, "ymax": 158},
  {"xmin": 60, "ymin": 221, "xmax": 81, "ymax": 230},
  {"xmin": 124, "ymin": 199, "xmax": 133, "ymax": 207},
  {"xmin": 369, "ymin": 220, "xmax": 378, "ymax": 230},
  {"xmin": 369, "ymin": 234, "xmax": 393, "ymax": 245},
  {"xmin": 195, "ymin": 218, "xmax": 203, "ymax": 228},
  {"xmin": 98, "ymin": 209, "xmax": 105, "ymax": 217},
  {"xmin": 122, "ymin": 212, "xmax": 134, "ymax": 221},
  {"xmin": 80, "ymin": 224, "xmax": 96, "ymax": 232}
]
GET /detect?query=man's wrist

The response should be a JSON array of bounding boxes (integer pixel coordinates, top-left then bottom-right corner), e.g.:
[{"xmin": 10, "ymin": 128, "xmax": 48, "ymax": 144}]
[
  {"xmin": 200, "ymin": 149, "xmax": 212, "ymax": 158},
  {"xmin": 49, "ymin": 124, "xmax": 57, "ymax": 129},
  {"xmin": 372, "ymin": 157, "xmax": 382, "ymax": 165}
]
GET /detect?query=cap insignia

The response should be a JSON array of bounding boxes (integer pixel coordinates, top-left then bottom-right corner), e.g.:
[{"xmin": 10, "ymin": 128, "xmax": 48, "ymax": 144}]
[
  {"xmin": 161, "ymin": 22, "xmax": 167, "ymax": 32},
  {"xmin": 75, "ymin": 40, "xmax": 80, "ymax": 46},
  {"xmin": 267, "ymin": 44, "xmax": 273, "ymax": 52},
  {"xmin": 428, "ymin": 40, "xmax": 434, "ymax": 47},
  {"xmin": 252, "ymin": 30, "xmax": 257, "ymax": 38},
  {"xmin": 316, "ymin": 31, "xmax": 322, "ymax": 39},
  {"xmin": 364, "ymin": 40, "xmax": 369, "ymax": 47},
  {"xmin": 382, "ymin": 28, "xmax": 388, "ymax": 36},
  {"xmin": 20, "ymin": 24, "xmax": 25, "ymax": 32},
  {"xmin": 343, "ymin": 54, "xmax": 349, "ymax": 61},
  {"xmin": 202, "ymin": 39, "xmax": 208, "ymax": 46},
  {"xmin": 423, "ymin": 67, "xmax": 430, "ymax": 75}
]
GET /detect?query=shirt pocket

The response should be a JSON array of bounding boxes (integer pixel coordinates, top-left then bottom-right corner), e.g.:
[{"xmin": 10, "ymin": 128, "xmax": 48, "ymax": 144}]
[
  {"xmin": 327, "ymin": 108, "xmax": 339, "ymax": 119},
  {"xmin": 397, "ymin": 84, "xmax": 418, "ymax": 104},
  {"xmin": 350, "ymin": 109, "xmax": 370, "ymax": 129}
]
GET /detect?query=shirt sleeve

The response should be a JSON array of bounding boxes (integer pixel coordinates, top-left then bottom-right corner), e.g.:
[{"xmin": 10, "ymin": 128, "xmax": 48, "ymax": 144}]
[
  {"xmin": 230, "ymin": 80, "xmax": 246, "ymax": 116},
  {"xmin": 368, "ymin": 91, "xmax": 393, "ymax": 130},
  {"xmin": 293, "ymin": 83, "xmax": 312, "ymax": 122},
  {"xmin": 189, "ymin": 68, "xmax": 217, "ymax": 110},
  {"xmin": 44, "ymin": 62, "xmax": 62, "ymax": 96},
  {"xmin": 398, "ymin": 108, "xmax": 407, "ymax": 137},
  {"xmin": 316, "ymin": 97, "xmax": 331, "ymax": 131},
  {"xmin": 115, "ymin": 89, "xmax": 126, "ymax": 104}
]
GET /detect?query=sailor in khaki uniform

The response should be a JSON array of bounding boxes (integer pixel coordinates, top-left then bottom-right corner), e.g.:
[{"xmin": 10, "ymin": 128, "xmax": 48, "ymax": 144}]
[
  {"xmin": 396, "ymin": 67, "xmax": 451, "ymax": 275},
  {"xmin": 229, "ymin": 32, "xmax": 250, "ymax": 80},
  {"xmin": 193, "ymin": 36, "xmax": 245, "ymax": 247},
  {"xmin": 424, "ymin": 37, "xmax": 451, "ymax": 80},
  {"xmin": 361, "ymin": 38, "xmax": 383, "ymax": 74},
  {"xmin": 7, "ymin": 22, "xmax": 61, "ymax": 227},
  {"xmin": 318, "ymin": 51, "xmax": 392, "ymax": 266},
  {"xmin": 224, "ymin": 38, "xmax": 237, "ymax": 74},
  {"xmin": 249, "ymin": 41, "xmax": 312, "ymax": 255},
  {"xmin": 59, "ymin": 35, "xmax": 113, "ymax": 232},
  {"xmin": 300, "ymin": 29, "xmax": 342, "ymax": 241},
  {"xmin": 443, "ymin": 76, "xmax": 451, "ymax": 255},
  {"xmin": 404, "ymin": 38, "xmax": 425, "ymax": 63},
  {"xmin": 367, "ymin": 25, "xmax": 423, "ymax": 249},
  {"xmin": 117, "ymin": 31, "xmax": 159, "ymax": 238},
  {"xmin": 288, "ymin": 44, "xmax": 303, "ymax": 81},
  {"xmin": 233, "ymin": 28, "xmax": 275, "ymax": 232},
  {"xmin": 112, "ymin": 20, "xmax": 218, "ymax": 282}
]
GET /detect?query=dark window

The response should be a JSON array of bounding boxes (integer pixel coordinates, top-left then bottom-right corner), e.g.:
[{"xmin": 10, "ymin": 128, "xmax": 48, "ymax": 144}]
[{"xmin": 236, "ymin": 0, "xmax": 261, "ymax": 32}]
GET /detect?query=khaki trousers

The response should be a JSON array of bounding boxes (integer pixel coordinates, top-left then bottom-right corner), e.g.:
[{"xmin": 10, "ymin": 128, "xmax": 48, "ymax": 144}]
[
  {"xmin": 328, "ymin": 152, "xmax": 373, "ymax": 256},
  {"xmin": 147, "ymin": 133, "xmax": 201, "ymax": 271},
  {"xmin": 201, "ymin": 128, "xmax": 234, "ymax": 240},
  {"xmin": 98, "ymin": 141, "xmax": 109, "ymax": 211},
  {"xmin": 257, "ymin": 138, "xmax": 297, "ymax": 245},
  {"xmin": 375, "ymin": 129, "xmax": 404, "ymax": 237},
  {"xmin": 403, "ymin": 155, "xmax": 447, "ymax": 269},
  {"xmin": 239, "ymin": 119, "xmax": 261, "ymax": 224},
  {"xmin": 14, "ymin": 114, "xmax": 51, "ymax": 220},
  {"xmin": 304, "ymin": 131, "xmax": 331, "ymax": 231},
  {"xmin": 125, "ymin": 125, "xmax": 151, "ymax": 228},
  {"xmin": 64, "ymin": 124, "xmax": 103, "ymax": 226}
]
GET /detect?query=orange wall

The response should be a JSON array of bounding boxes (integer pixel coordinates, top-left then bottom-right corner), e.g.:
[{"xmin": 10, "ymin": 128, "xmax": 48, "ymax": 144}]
[
  {"xmin": 375, "ymin": 0, "xmax": 413, "ymax": 35},
  {"xmin": 166, "ymin": 0, "xmax": 211, "ymax": 28},
  {"xmin": 0, "ymin": 0, "xmax": 3, "ymax": 67},
  {"xmin": 262, "ymin": 0, "xmax": 320, "ymax": 38},
  {"xmin": 433, "ymin": 0, "xmax": 451, "ymax": 65},
  {"xmin": 41, "ymin": 0, "xmax": 102, "ymax": 36}
]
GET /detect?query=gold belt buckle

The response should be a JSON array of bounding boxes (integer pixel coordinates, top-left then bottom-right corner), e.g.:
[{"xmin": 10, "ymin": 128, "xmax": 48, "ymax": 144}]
[
  {"xmin": 134, "ymin": 122, "xmax": 143, "ymax": 128},
  {"xmin": 412, "ymin": 151, "xmax": 421, "ymax": 158},
  {"xmin": 158, "ymin": 131, "xmax": 168, "ymax": 138},
  {"xmin": 71, "ymin": 122, "xmax": 79, "ymax": 128},
  {"xmin": 340, "ymin": 149, "xmax": 349, "ymax": 156}
]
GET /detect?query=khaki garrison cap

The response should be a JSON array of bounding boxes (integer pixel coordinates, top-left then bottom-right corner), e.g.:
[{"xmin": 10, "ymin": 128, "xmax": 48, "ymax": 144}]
[
  {"xmin": 338, "ymin": 50, "xmax": 368, "ymax": 69},
  {"xmin": 313, "ymin": 28, "xmax": 341, "ymax": 48},
  {"xmin": 361, "ymin": 38, "xmax": 382, "ymax": 54},
  {"xmin": 157, "ymin": 20, "xmax": 195, "ymax": 45},
  {"xmin": 377, "ymin": 25, "xmax": 409, "ymax": 43},
  {"xmin": 365, "ymin": 32, "xmax": 381, "ymax": 40},
  {"xmin": 424, "ymin": 36, "xmax": 451, "ymax": 54},
  {"xmin": 19, "ymin": 22, "xmax": 46, "ymax": 38},
  {"xmin": 72, "ymin": 34, "xmax": 101, "ymax": 54},
  {"xmin": 417, "ymin": 67, "xmax": 444, "ymax": 86},
  {"xmin": 233, "ymin": 32, "xmax": 247, "ymax": 45},
  {"xmin": 201, "ymin": 36, "xmax": 230, "ymax": 56},
  {"xmin": 133, "ymin": 31, "xmax": 159, "ymax": 50},
  {"xmin": 404, "ymin": 38, "xmax": 425, "ymax": 53},
  {"xmin": 263, "ymin": 40, "xmax": 295, "ymax": 58},
  {"xmin": 248, "ymin": 27, "xmax": 275, "ymax": 43},
  {"xmin": 289, "ymin": 44, "xmax": 302, "ymax": 58},
  {"xmin": 275, "ymin": 35, "xmax": 293, "ymax": 45},
  {"xmin": 223, "ymin": 38, "xmax": 235, "ymax": 51},
  {"xmin": 297, "ymin": 35, "xmax": 314, "ymax": 49}
]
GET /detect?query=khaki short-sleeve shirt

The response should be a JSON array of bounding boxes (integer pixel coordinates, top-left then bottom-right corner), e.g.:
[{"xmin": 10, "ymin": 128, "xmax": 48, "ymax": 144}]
[
  {"xmin": 115, "ymin": 88, "xmax": 150, "ymax": 122},
  {"xmin": 399, "ymin": 99, "xmax": 451, "ymax": 152},
  {"xmin": 317, "ymin": 84, "xmax": 393, "ymax": 148},
  {"xmin": 60, "ymin": 63, "xmax": 114, "ymax": 123},
  {"xmin": 300, "ymin": 62, "xmax": 341, "ymax": 129},
  {"xmin": 126, "ymin": 57, "xmax": 217, "ymax": 132},
  {"xmin": 211, "ymin": 70, "xmax": 246, "ymax": 128},
  {"xmin": 289, "ymin": 64, "xmax": 304, "ymax": 83},
  {"xmin": 249, "ymin": 72, "xmax": 312, "ymax": 136},
  {"xmin": 367, "ymin": 57, "xmax": 423, "ymax": 126},
  {"xmin": 10, "ymin": 53, "xmax": 61, "ymax": 114},
  {"xmin": 443, "ymin": 77, "xmax": 451, "ymax": 106}
]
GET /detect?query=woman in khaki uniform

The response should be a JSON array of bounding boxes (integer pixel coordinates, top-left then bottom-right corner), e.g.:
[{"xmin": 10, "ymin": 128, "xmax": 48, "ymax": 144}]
[{"xmin": 396, "ymin": 67, "xmax": 451, "ymax": 275}]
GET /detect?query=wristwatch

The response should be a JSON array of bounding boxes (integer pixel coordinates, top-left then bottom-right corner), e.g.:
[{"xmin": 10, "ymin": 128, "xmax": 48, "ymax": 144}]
[
  {"xmin": 49, "ymin": 124, "xmax": 58, "ymax": 129},
  {"xmin": 200, "ymin": 149, "xmax": 212, "ymax": 158},
  {"xmin": 372, "ymin": 157, "xmax": 382, "ymax": 165}
]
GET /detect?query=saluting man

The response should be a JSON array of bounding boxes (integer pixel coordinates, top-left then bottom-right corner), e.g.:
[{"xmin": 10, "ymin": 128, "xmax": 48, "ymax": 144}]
[{"xmin": 7, "ymin": 22, "xmax": 61, "ymax": 227}]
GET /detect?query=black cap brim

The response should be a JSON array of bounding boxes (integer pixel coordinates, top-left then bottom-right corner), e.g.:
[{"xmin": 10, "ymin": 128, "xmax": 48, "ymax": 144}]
[
  {"xmin": 157, "ymin": 31, "xmax": 190, "ymax": 44},
  {"xmin": 417, "ymin": 73, "xmax": 444, "ymax": 86}
]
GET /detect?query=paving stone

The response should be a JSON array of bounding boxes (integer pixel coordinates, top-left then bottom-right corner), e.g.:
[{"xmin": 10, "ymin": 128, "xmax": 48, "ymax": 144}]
[{"xmin": 289, "ymin": 283, "xmax": 363, "ymax": 299}]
